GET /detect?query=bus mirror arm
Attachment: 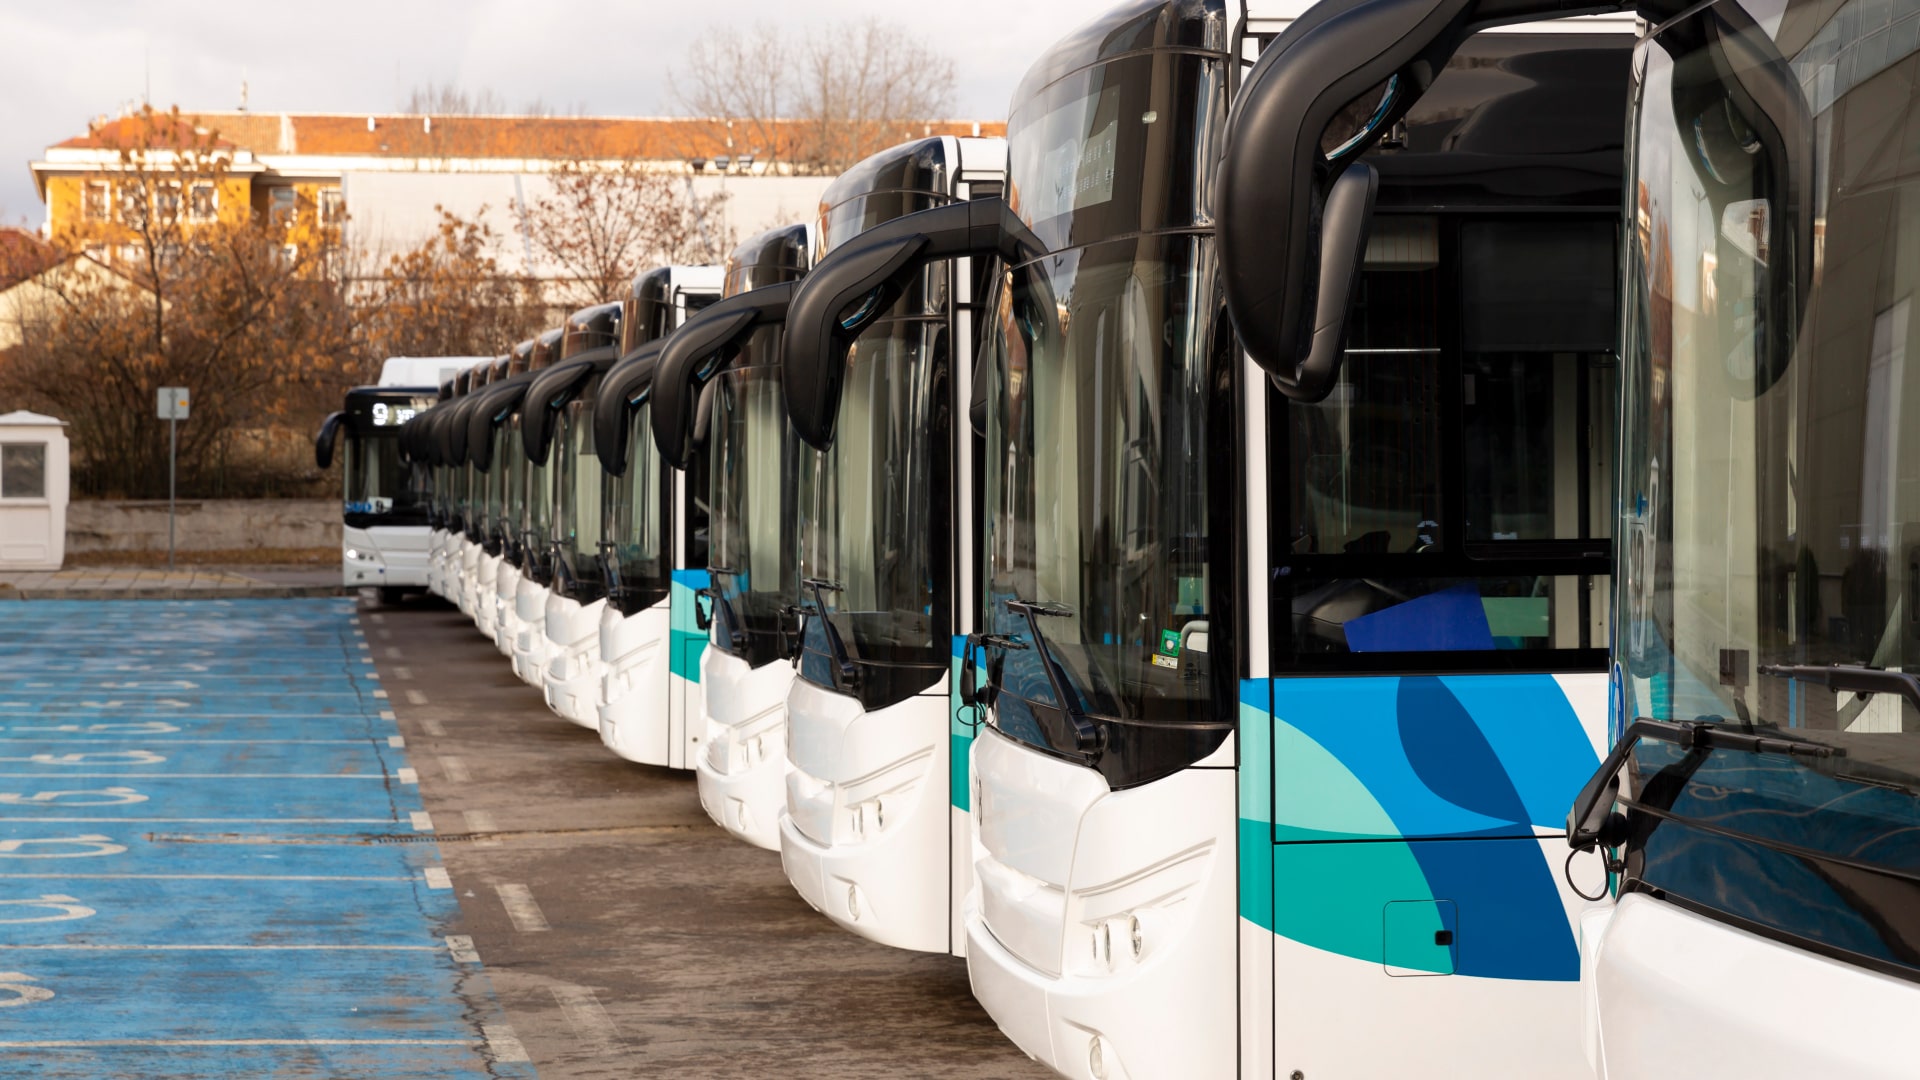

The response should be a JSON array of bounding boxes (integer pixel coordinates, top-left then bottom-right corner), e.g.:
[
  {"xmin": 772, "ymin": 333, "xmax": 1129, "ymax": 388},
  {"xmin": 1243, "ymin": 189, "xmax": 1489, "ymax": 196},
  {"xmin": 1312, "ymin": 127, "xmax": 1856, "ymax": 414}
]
[
  {"xmin": 315, "ymin": 411, "xmax": 345, "ymax": 469},
  {"xmin": 1567, "ymin": 717, "xmax": 1839, "ymax": 851},
  {"xmin": 592, "ymin": 341, "xmax": 664, "ymax": 476},
  {"xmin": 784, "ymin": 198, "xmax": 1043, "ymax": 450},
  {"xmin": 652, "ymin": 282, "xmax": 798, "ymax": 470}
]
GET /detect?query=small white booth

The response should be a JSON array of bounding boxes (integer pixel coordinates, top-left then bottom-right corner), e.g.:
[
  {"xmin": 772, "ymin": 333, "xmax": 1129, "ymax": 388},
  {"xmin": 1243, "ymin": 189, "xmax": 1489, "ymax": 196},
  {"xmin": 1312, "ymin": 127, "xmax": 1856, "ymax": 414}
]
[{"xmin": 0, "ymin": 410, "xmax": 70, "ymax": 571}]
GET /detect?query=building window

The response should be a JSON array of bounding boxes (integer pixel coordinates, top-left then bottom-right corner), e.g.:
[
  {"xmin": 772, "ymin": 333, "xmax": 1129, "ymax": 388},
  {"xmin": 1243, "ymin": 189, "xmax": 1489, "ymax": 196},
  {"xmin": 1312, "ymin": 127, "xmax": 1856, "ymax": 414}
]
[
  {"xmin": 188, "ymin": 182, "xmax": 217, "ymax": 222},
  {"xmin": 280, "ymin": 243, "xmax": 299, "ymax": 265},
  {"xmin": 0, "ymin": 443, "xmax": 47, "ymax": 500},
  {"xmin": 82, "ymin": 180, "xmax": 110, "ymax": 221},
  {"xmin": 269, "ymin": 187, "xmax": 296, "ymax": 226},
  {"xmin": 318, "ymin": 188, "xmax": 344, "ymax": 227},
  {"xmin": 118, "ymin": 244, "xmax": 144, "ymax": 266},
  {"xmin": 82, "ymin": 243, "xmax": 107, "ymax": 263},
  {"xmin": 155, "ymin": 181, "xmax": 181, "ymax": 220},
  {"xmin": 118, "ymin": 184, "xmax": 144, "ymax": 225}
]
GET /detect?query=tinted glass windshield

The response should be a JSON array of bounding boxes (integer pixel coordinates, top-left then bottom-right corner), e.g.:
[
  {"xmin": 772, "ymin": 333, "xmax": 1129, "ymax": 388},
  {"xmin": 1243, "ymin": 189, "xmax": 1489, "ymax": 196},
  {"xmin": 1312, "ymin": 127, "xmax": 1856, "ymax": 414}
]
[
  {"xmin": 709, "ymin": 343, "xmax": 803, "ymax": 667},
  {"xmin": 604, "ymin": 400, "xmax": 670, "ymax": 614},
  {"xmin": 553, "ymin": 396, "xmax": 605, "ymax": 601},
  {"xmin": 343, "ymin": 430, "xmax": 425, "ymax": 525},
  {"xmin": 983, "ymin": 234, "xmax": 1217, "ymax": 768},
  {"xmin": 795, "ymin": 314, "xmax": 948, "ymax": 703},
  {"xmin": 515, "ymin": 413, "xmax": 551, "ymax": 579},
  {"xmin": 1619, "ymin": 0, "xmax": 1920, "ymax": 973}
]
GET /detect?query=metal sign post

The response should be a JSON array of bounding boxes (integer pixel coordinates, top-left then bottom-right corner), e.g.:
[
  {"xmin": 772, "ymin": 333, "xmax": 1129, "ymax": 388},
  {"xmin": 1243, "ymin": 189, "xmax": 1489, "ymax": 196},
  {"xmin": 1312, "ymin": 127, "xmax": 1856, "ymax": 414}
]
[{"xmin": 156, "ymin": 388, "xmax": 189, "ymax": 570}]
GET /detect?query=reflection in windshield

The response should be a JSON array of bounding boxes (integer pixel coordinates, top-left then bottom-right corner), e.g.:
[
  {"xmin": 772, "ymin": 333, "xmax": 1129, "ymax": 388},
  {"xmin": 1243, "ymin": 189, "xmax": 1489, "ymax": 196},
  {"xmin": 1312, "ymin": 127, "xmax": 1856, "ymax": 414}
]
[
  {"xmin": 1619, "ymin": 0, "xmax": 1920, "ymax": 964},
  {"xmin": 709, "ymin": 345, "xmax": 804, "ymax": 666},
  {"xmin": 983, "ymin": 234, "xmax": 1214, "ymax": 738},
  {"xmin": 796, "ymin": 318, "xmax": 945, "ymax": 685},
  {"xmin": 344, "ymin": 431, "xmax": 422, "ymax": 520},
  {"xmin": 604, "ymin": 402, "xmax": 669, "ymax": 614},
  {"xmin": 553, "ymin": 399, "xmax": 605, "ymax": 600}
]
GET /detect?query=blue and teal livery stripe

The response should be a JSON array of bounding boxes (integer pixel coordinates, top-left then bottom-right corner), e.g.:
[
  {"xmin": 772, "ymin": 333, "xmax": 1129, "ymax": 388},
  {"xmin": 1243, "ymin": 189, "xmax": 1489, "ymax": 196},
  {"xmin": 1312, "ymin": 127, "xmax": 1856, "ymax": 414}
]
[
  {"xmin": 669, "ymin": 569, "xmax": 710, "ymax": 684},
  {"xmin": 1239, "ymin": 674, "xmax": 1600, "ymax": 980}
]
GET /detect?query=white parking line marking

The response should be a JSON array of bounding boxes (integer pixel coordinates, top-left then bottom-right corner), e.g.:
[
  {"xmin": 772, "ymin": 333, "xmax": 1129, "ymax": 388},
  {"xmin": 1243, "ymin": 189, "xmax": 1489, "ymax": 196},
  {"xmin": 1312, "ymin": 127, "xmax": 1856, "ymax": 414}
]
[
  {"xmin": 376, "ymin": 629, "xmax": 392, "ymax": 640},
  {"xmin": 392, "ymin": 667, "xmax": 414, "ymax": 681},
  {"xmin": 380, "ymin": 710, "xmax": 395, "ymax": 721},
  {"xmin": 372, "ymin": 690, "xmax": 389, "ymax": 699},
  {"xmin": 484, "ymin": 1024, "xmax": 530, "ymax": 1063},
  {"xmin": 551, "ymin": 984, "xmax": 621, "ymax": 1054},
  {"xmin": 388, "ymin": 736, "xmax": 405, "ymax": 748},
  {"xmin": 383, "ymin": 647, "xmax": 402, "ymax": 659},
  {"xmin": 463, "ymin": 810, "xmax": 497, "ymax": 833},
  {"xmin": 404, "ymin": 690, "xmax": 428, "ymax": 706},
  {"xmin": 397, "ymin": 768, "xmax": 418, "ymax": 785},
  {"xmin": 438, "ymin": 757, "xmax": 470, "ymax": 783},
  {"xmin": 495, "ymin": 884, "xmax": 550, "ymax": 932},
  {"xmin": 367, "ymin": 614, "xmax": 385, "ymax": 625},
  {"xmin": 445, "ymin": 935, "xmax": 481, "ymax": 963},
  {"xmin": 420, "ymin": 718, "xmax": 446, "ymax": 737},
  {"xmin": 424, "ymin": 867, "xmax": 452, "ymax": 890},
  {"xmin": 409, "ymin": 811, "xmax": 434, "ymax": 832}
]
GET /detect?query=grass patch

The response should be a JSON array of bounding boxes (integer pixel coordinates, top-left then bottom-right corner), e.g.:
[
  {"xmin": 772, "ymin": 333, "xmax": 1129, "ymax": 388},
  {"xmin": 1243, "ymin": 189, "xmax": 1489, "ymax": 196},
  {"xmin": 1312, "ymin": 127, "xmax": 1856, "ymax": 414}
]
[{"xmin": 65, "ymin": 547, "xmax": 337, "ymax": 568}]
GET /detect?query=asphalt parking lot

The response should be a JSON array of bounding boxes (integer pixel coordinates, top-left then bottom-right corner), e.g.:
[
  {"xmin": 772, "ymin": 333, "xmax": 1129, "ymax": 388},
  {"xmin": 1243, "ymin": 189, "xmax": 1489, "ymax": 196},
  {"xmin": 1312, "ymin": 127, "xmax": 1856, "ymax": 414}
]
[
  {"xmin": 0, "ymin": 596, "xmax": 1042, "ymax": 1079},
  {"xmin": 367, "ymin": 593, "xmax": 1046, "ymax": 1079}
]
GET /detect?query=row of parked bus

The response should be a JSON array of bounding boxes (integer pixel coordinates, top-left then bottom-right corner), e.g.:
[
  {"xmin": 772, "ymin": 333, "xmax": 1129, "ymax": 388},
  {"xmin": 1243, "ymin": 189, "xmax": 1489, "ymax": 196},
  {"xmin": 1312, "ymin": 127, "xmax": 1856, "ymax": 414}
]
[{"xmin": 315, "ymin": 0, "xmax": 1920, "ymax": 1076}]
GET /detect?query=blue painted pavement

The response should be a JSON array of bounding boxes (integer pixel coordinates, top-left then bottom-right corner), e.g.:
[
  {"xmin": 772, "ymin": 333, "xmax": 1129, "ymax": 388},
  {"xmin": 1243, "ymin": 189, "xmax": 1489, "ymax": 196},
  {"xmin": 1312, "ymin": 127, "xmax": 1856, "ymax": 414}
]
[{"xmin": 0, "ymin": 599, "xmax": 532, "ymax": 1079}]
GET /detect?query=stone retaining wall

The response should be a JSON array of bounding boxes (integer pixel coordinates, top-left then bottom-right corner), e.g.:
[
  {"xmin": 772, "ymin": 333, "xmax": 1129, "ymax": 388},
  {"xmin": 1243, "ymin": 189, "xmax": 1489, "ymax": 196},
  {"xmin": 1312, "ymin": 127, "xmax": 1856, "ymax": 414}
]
[{"xmin": 66, "ymin": 499, "xmax": 339, "ymax": 553}]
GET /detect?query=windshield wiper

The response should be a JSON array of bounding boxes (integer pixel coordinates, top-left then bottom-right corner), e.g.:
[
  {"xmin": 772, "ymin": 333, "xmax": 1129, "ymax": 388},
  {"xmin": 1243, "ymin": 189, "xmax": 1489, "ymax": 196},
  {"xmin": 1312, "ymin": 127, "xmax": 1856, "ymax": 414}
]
[
  {"xmin": 1568, "ymin": 718, "xmax": 1839, "ymax": 853},
  {"xmin": 800, "ymin": 578, "xmax": 858, "ymax": 687},
  {"xmin": 1005, "ymin": 599, "xmax": 1102, "ymax": 756},
  {"xmin": 1759, "ymin": 663, "xmax": 1920, "ymax": 713},
  {"xmin": 701, "ymin": 566, "xmax": 745, "ymax": 651}
]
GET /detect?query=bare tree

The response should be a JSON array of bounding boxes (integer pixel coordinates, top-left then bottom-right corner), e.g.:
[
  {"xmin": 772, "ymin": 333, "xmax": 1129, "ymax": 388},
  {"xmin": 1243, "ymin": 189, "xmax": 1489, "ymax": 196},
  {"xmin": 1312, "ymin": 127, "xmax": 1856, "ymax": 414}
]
[
  {"xmin": 793, "ymin": 20, "xmax": 958, "ymax": 174},
  {"xmin": 669, "ymin": 26, "xmax": 792, "ymax": 171},
  {"xmin": 355, "ymin": 206, "xmax": 544, "ymax": 363},
  {"xmin": 513, "ymin": 162, "xmax": 734, "ymax": 310},
  {"xmin": 401, "ymin": 81, "xmax": 509, "ymax": 115},
  {"xmin": 0, "ymin": 107, "xmax": 360, "ymax": 498}
]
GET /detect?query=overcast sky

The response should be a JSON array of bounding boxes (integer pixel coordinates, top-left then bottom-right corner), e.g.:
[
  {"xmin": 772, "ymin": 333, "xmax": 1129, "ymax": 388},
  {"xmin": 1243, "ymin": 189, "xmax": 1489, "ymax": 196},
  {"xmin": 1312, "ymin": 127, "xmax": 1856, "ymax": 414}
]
[{"xmin": 0, "ymin": 0, "xmax": 1105, "ymax": 228}]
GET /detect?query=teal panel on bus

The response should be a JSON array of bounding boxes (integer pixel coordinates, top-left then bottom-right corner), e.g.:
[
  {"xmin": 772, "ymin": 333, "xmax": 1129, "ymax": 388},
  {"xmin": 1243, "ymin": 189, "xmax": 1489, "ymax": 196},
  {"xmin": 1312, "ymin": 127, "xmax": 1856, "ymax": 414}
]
[
  {"xmin": 669, "ymin": 569, "xmax": 710, "ymax": 683},
  {"xmin": 1243, "ymin": 674, "xmax": 1595, "ymax": 982},
  {"xmin": 950, "ymin": 635, "xmax": 984, "ymax": 812}
]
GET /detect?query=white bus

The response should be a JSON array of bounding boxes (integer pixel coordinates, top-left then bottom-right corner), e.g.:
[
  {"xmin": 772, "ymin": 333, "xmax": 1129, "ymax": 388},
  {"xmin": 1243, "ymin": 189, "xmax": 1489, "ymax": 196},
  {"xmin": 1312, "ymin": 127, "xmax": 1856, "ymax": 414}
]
[{"xmin": 592, "ymin": 265, "xmax": 725, "ymax": 767}]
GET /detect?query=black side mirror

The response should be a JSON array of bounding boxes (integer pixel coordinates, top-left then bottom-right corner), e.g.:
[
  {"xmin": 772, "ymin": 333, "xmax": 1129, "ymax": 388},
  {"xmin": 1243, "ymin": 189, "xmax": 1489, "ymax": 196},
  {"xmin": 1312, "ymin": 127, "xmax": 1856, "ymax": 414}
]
[
  {"xmin": 783, "ymin": 198, "xmax": 1044, "ymax": 450},
  {"xmin": 314, "ymin": 411, "xmax": 345, "ymax": 469},
  {"xmin": 593, "ymin": 342, "xmax": 664, "ymax": 477},
  {"xmin": 652, "ymin": 282, "xmax": 799, "ymax": 470},
  {"xmin": 1217, "ymin": 0, "xmax": 1623, "ymax": 400}
]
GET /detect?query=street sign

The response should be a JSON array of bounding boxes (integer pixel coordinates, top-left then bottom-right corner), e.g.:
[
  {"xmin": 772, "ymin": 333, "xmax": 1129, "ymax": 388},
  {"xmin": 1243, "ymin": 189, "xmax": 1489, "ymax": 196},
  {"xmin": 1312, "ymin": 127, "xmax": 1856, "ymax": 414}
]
[
  {"xmin": 157, "ymin": 388, "xmax": 189, "ymax": 420},
  {"xmin": 157, "ymin": 388, "xmax": 188, "ymax": 568}
]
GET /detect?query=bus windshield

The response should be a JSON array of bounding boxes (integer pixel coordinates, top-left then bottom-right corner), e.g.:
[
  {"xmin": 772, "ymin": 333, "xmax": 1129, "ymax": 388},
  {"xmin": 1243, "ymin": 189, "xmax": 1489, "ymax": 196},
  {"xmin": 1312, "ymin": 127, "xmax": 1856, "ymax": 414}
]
[
  {"xmin": 343, "ymin": 429, "xmax": 424, "ymax": 526},
  {"xmin": 710, "ymin": 339, "xmax": 803, "ymax": 668},
  {"xmin": 553, "ymin": 397, "xmax": 605, "ymax": 601},
  {"xmin": 795, "ymin": 314, "xmax": 948, "ymax": 704},
  {"xmin": 979, "ymin": 28, "xmax": 1228, "ymax": 785},
  {"xmin": 604, "ymin": 400, "xmax": 670, "ymax": 615},
  {"xmin": 1618, "ymin": 0, "xmax": 1920, "ymax": 973}
]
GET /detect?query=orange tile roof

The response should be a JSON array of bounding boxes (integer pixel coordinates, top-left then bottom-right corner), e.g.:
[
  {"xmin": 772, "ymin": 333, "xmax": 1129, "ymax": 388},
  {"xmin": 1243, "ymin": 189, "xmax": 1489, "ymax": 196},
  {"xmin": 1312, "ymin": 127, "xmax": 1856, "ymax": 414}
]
[
  {"xmin": 56, "ymin": 113, "xmax": 239, "ymax": 152},
  {"xmin": 58, "ymin": 112, "xmax": 1005, "ymax": 162}
]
